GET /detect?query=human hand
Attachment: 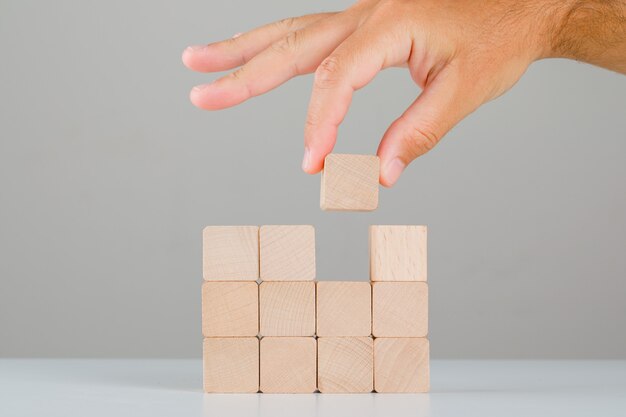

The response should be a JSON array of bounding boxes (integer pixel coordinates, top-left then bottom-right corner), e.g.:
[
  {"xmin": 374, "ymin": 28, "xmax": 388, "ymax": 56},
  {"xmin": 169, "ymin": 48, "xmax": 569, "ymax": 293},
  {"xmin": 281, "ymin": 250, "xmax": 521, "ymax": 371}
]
[{"xmin": 183, "ymin": 0, "xmax": 626, "ymax": 186}]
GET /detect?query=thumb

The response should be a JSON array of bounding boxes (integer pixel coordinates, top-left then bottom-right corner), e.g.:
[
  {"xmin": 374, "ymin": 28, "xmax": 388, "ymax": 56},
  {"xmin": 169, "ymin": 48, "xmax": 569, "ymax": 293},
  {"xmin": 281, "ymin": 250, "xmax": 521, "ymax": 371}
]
[{"xmin": 377, "ymin": 68, "xmax": 480, "ymax": 187}]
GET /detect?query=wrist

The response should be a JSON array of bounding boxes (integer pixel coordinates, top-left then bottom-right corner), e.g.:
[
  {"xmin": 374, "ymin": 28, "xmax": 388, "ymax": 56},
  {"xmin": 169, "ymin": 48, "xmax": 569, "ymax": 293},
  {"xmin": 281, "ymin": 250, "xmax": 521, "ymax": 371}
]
[
  {"xmin": 541, "ymin": 0, "xmax": 626, "ymax": 65},
  {"xmin": 530, "ymin": 0, "xmax": 579, "ymax": 61}
]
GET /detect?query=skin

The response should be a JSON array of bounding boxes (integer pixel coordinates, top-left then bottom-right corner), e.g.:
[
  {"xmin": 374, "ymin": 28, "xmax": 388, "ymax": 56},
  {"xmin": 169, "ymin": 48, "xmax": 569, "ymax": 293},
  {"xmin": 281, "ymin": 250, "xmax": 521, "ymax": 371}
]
[{"xmin": 182, "ymin": 0, "xmax": 626, "ymax": 187}]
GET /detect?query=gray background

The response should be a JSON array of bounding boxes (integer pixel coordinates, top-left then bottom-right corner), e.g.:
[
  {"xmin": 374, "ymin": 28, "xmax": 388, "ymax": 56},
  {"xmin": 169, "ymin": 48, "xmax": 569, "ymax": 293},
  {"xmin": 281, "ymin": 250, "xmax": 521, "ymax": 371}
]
[{"xmin": 1, "ymin": 0, "xmax": 624, "ymax": 359}]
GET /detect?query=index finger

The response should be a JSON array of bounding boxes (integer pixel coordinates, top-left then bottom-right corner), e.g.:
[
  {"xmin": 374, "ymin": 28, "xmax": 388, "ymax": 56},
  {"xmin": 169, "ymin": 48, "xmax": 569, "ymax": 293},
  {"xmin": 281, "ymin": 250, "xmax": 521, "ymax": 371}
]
[{"xmin": 303, "ymin": 27, "xmax": 407, "ymax": 174}]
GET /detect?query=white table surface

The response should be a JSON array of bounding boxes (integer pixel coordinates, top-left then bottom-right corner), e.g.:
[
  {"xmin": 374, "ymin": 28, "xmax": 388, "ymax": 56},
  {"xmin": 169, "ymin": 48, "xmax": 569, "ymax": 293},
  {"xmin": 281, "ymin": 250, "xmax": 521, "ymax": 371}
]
[{"xmin": 1, "ymin": 359, "xmax": 624, "ymax": 417}]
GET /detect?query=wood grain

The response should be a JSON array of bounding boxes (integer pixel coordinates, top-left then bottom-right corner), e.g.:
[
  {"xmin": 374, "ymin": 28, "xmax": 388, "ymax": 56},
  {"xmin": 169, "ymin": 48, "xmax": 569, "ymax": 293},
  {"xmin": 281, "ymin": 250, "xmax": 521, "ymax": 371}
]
[
  {"xmin": 203, "ymin": 337, "xmax": 259, "ymax": 393},
  {"xmin": 317, "ymin": 337, "xmax": 373, "ymax": 393},
  {"xmin": 370, "ymin": 225, "xmax": 427, "ymax": 281},
  {"xmin": 320, "ymin": 154, "xmax": 379, "ymax": 211},
  {"xmin": 374, "ymin": 337, "xmax": 429, "ymax": 393},
  {"xmin": 260, "ymin": 337, "xmax": 317, "ymax": 393},
  {"xmin": 259, "ymin": 225, "xmax": 316, "ymax": 281},
  {"xmin": 372, "ymin": 282, "xmax": 428, "ymax": 337},
  {"xmin": 203, "ymin": 226, "xmax": 259, "ymax": 281},
  {"xmin": 259, "ymin": 281, "xmax": 315, "ymax": 336},
  {"xmin": 201, "ymin": 281, "xmax": 258, "ymax": 337},
  {"xmin": 316, "ymin": 281, "xmax": 371, "ymax": 337}
]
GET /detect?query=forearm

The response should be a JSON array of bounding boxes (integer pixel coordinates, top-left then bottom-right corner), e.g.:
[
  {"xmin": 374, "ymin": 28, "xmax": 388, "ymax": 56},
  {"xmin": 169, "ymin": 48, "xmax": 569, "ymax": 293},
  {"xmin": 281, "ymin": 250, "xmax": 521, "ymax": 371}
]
[{"xmin": 547, "ymin": 0, "xmax": 626, "ymax": 73}]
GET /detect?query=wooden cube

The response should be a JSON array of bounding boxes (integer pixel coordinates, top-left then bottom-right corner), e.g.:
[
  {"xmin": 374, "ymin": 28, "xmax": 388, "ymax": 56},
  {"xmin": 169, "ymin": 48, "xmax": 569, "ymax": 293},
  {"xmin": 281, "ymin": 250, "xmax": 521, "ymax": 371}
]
[
  {"xmin": 316, "ymin": 281, "xmax": 371, "ymax": 337},
  {"xmin": 259, "ymin": 282, "xmax": 315, "ymax": 336},
  {"xmin": 203, "ymin": 226, "xmax": 259, "ymax": 281},
  {"xmin": 372, "ymin": 282, "xmax": 428, "ymax": 337},
  {"xmin": 202, "ymin": 281, "xmax": 258, "ymax": 337},
  {"xmin": 317, "ymin": 337, "xmax": 373, "ymax": 393},
  {"xmin": 260, "ymin": 337, "xmax": 317, "ymax": 393},
  {"xmin": 370, "ymin": 225, "xmax": 427, "ymax": 281},
  {"xmin": 374, "ymin": 338, "xmax": 429, "ymax": 393},
  {"xmin": 320, "ymin": 154, "xmax": 379, "ymax": 211},
  {"xmin": 259, "ymin": 225, "xmax": 315, "ymax": 281},
  {"xmin": 203, "ymin": 337, "xmax": 259, "ymax": 393}
]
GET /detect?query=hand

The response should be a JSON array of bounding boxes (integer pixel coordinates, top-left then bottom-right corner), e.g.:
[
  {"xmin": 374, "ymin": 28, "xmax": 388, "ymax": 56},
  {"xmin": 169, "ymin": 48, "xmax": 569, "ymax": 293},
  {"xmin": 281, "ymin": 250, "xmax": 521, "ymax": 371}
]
[{"xmin": 182, "ymin": 0, "xmax": 626, "ymax": 186}]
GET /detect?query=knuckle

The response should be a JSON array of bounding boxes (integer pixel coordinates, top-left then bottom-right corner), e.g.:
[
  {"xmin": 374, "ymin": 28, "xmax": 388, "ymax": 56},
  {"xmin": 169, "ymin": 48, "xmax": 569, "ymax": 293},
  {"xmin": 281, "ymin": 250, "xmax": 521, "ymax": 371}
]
[
  {"xmin": 230, "ymin": 66, "xmax": 245, "ymax": 80},
  {"xmin": 276, "ymin": 17, "xmax": 297, "ymax": 30},
  {"xmin": 401, "ymin": 119, "xmax": 441, "ymax": 156},
  {"xmin": 305, "ymin": 113, "xmax": 321, "ymax": 128},
  {"xmin": 314, "ymin": 56, "xmax": 342, "ymax": 89},
  {"xmin": 271, "ymin": 30, "xmax": 300, "ymax": 55}
]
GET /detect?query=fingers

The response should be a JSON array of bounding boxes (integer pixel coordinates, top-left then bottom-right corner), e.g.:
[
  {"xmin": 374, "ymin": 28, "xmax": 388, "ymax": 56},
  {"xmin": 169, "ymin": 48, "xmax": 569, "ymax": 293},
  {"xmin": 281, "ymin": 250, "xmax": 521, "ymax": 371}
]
[
  {"xmin": 190, "ymin": 12, "xmax": 359, "ymax": 110},
  {"xmin": 302, "ymin": 27, "xmax": 411, "ymax": 174},
  {"xmin": 182, "ymin": 13, "xmax": 335, "ymax": 73},
  {"xmin": 376, "ymin": 67, "xmax": 480, "ymax": 187}
]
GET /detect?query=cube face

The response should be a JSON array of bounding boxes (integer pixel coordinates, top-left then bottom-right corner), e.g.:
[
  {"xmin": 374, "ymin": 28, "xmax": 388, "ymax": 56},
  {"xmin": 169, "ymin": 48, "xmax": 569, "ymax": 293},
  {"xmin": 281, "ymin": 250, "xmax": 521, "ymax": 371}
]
[
  {"xmin": 203, "ymin": 226, "xmax": 259, "ymax": 281},
  {"xmin": 259, "ymin": 282, "xmax": 315, "ymax": 336},
  {"xmin": 370, "ymin": 225, "xmax": 427, "ymax": 281},
  {"xmin": 203, "ymin": 337, "xmax": 259, "ymax": 393},
  {"xmin": 260, "ymin": 337, "xmax": 317, "ymax": 393},
  {"xmin": 320, "ymin": 154, "xmax": 379, "ymax": 211},
  {"xmin": 372, "ymin": 282, "xmax": 428, "ymax": 337},
  {"xmin": 202, "ymin": 282, "xmax": 258, "ymax": 337},
  {"xmin": 374, "ymin": 338, "xmax": 429, "ymax": 393},
  {"xmin": 316, "ymin": 282, "xmax": 371, "ymax": 337},
  {"xmin": 317, "ymin": 337, "xmax": 373, "ymax": 393},
  {"xmin": 260, "ymin": 225, "xmax": 316, "ymax": 281}
]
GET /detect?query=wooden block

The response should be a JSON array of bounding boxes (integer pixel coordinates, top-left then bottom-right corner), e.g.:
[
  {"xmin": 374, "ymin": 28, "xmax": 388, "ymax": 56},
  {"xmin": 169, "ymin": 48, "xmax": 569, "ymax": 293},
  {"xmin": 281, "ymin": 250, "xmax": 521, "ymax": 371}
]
[
  {"xmin": 203, "ymin": 226, "xmax": 259, "ymax": 281},
  {"xmin": 317, "ymin": 337, "xmax": 373, "ymax": 393},
  {"xmin": 374, "ymin": 338, "xmax": 429, "ymax": 393},
  {"xmin": 370, "ymin": 225, "xmax": 427, "ymax": 281},
  {"xmin": 260, "ymin": 337, "xmax": 317, "ymax": 393},
  {"xmin": 201, "ymin": 281, "xmax": 258, "ymax": 337},
  {"xmin": 259, "ymin": 281, "xmax": 315, "ymax": 336},
  {"xmin": 372, "ymin": 282, "xmax": 428, "ymax": 337},
  {"xmin": 316, "ymin": 281, "xmax": 371, "ymax": 337},
  {"xmin": 259, "ymin": 225, "xmax": 315, "ymax": 281},
  {"xmin": 320, "ymin": 154, "xmax": 379, "ymax": 211},
  {"xmin": 203, "ymin": 337, "xmax": 259, "ymax": 393}
]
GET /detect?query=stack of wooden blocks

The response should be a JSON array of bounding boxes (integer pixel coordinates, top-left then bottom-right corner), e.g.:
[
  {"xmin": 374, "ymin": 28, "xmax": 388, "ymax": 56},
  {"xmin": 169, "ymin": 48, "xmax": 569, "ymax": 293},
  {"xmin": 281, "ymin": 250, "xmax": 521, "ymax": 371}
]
[{"xmin": 202, "ymin": 224, "xmax": 429, "ymax": 393}]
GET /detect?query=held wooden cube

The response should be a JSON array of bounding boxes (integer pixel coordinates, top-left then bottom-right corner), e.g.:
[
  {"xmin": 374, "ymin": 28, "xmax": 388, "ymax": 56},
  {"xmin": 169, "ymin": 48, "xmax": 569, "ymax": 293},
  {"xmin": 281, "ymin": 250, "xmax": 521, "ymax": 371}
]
[
  {"xmin": 259, "ymin": 225, "xmax": 316, "ymax": 281},
  {"xmin": 374, "ymin": 338, "xmax": 430, "ymax": 393},
  {"xmin": 370, "ymin": 225, "xmax": 427, "ymax": 281},
  {"xmin": 203, "ymin": 226, "xmax": 259, "ymax": 281},
  {"xmin": 372, "ymin": 282, "xmax": 428, "ymax": 337},
  {"xmin": 320, "ymin": 154, "xmax": 380, "ymax": 211},
  {"xmin": 316, "ymin": 281, "xmax": 371, "ymax": 337},
  {"xmin": 259, "ymin": 281, "xmax": 315, "ymax": 336},
  {"xmin": 260, "ymin": 337, "xmax": 317, "ymax": 393},
  {"xmin": 203, "ymin": 337, "xmax": 259, "ymax": 393},
  {"xmin": 201, "ymin": 281, "xmax": 258, "ymax": 337},
  {"xmin": 317, "ymin": 337, "xmax": 373, "ymax": 393}
]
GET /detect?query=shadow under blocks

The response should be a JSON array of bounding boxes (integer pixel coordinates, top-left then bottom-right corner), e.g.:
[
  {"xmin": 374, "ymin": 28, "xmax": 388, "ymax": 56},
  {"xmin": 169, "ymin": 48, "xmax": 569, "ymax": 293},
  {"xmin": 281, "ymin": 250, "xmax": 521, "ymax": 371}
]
[{"xmin": 201, "ymin": 225, "xmax": 429, "ymax": 393}]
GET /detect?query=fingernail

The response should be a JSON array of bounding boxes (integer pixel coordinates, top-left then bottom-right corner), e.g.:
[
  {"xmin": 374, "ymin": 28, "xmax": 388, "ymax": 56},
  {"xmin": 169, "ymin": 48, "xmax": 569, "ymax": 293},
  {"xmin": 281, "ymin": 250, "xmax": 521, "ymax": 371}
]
[
  {"xmin": 192, "ymin": 83, "xmax": 212, "ymax": 92},
  {"xmin": 384, "ymin": 157, "xmax": 405, "ymax": 186},
  {"xmin": 232, "ymin": 32, "xmax": 243, "ymax": 39},
  {"xmin": 187, "ymin": 45, "xmax": 206, "ymax": 52},
  {"xmin": 302, "ymin": 147, "xmax": 311, "ymax": 171}
]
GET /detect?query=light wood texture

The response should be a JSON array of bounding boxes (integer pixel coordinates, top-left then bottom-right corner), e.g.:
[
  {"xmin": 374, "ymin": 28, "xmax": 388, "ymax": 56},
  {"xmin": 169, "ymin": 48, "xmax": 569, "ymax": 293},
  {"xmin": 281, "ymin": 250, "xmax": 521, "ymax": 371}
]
[
  {"xmin": 317, "ymin": 337, "xmax": 373, "ymax": 393},
  {"xmin": 259, "ymin": 282, "xmax": 315, "ymax": 336},
  {"xmin": 374, "ymin": 337, "xmax": 429, "ymax": 393},
  {"xmin": 202, "ymin": 226, "xmax": 259, "ymax": 281},
  {"xmin": 320, "ymin": 154, "xmax": 379, "ymax": 211},
  {"xmin": 201, "ymin": 281, "xmax": 258, "ymax": 337},
  {"xmin": 370, "ymin": 225, "xmax": 427, "ymax": 281},
  {"xmin": 260, "ymin": 337, "xmax": 317, "ymax": 393},
  {"xmin": 203, "ymin": 337, "xmax": 259, "ymax": 393},
  {"xmin": 372, "ymin": 282, "xmax": 428, "ymax": 337},
  {"xmin": 259, "ymin": 225, "xmax": 316, "ymax": 281},
  {"xmin": 316, "ymin": 281, "xmax": 371, "ymax": 337}
]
